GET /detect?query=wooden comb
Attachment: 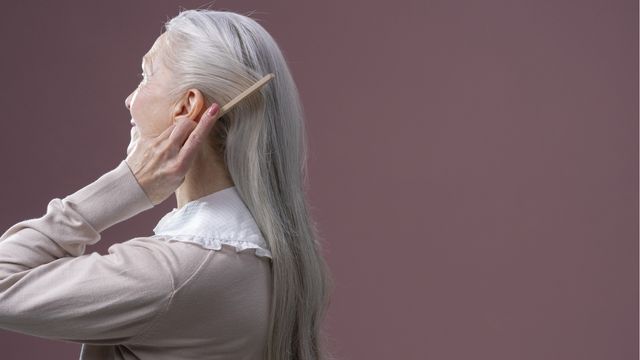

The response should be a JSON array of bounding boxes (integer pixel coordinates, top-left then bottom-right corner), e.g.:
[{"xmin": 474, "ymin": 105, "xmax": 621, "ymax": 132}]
[{"xmin": 216, "ymin": 73, "xmax": 275, "ymax": 118}]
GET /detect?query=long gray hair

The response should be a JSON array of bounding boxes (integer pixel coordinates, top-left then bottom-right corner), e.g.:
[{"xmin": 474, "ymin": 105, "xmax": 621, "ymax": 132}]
[{"xmin": 155, "ymin": 8, "xmax": 334, "ymax": 360}]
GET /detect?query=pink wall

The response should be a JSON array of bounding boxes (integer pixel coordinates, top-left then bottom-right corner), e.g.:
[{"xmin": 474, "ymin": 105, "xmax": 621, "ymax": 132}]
[{"xmin": 0, "ymin": 0, "xmax": 636, "ymax": 359}]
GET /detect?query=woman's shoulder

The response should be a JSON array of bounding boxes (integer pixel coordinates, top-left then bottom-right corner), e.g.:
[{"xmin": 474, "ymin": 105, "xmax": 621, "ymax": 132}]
[
  {"xmin": 108, "ymin": 235, "xmax": 213, "ymax": 291},
  {"xmin": 113, "ymin": 235, "xmax": 271, "ymax": 291}
]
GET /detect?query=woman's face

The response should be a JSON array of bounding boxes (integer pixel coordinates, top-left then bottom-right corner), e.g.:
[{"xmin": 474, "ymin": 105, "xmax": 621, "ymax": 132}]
[{"xmin": 124, "ymin": 34, "xmax": 175, "ymax": 137}]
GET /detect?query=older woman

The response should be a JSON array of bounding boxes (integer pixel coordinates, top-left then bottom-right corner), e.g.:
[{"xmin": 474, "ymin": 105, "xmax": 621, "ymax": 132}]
[{"xmin": 0, "ymin": 8, "xmax": 333, "ymax": 360}]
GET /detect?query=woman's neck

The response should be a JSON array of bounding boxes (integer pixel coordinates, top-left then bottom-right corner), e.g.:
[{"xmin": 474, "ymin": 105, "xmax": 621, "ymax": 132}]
[{"xmin": 174, "ymin": 148, "xmax": 234, "ymax": 209}]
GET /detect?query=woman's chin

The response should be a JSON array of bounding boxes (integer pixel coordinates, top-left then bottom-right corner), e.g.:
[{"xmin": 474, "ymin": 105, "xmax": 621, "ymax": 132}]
[{"xmin": 126, "ymin": 126, "xmax": 139, "ymax": 156}]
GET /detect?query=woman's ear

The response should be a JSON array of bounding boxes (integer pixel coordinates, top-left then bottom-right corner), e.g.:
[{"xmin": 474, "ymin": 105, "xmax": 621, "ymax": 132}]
[{"xmin": 171, "ymin": 89, "xmax": 206, "ymax": 124}]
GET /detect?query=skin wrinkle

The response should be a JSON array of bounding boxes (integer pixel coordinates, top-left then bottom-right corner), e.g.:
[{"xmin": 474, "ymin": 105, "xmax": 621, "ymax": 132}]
[{"xmin": 124, "ymin": 33, "xmax": 234, "ymax": 210}]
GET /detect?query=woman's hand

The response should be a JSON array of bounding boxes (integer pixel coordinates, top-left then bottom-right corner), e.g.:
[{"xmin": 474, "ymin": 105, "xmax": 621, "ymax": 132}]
[{"xmin": 124, "ymin": 103, "xmax": 221, "ymax": 206}]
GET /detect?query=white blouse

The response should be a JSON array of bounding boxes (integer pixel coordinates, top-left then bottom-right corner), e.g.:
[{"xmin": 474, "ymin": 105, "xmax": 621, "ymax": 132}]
[{"xmin": 151, "ymin": 186, "xmax": 273, "ymax": 260}]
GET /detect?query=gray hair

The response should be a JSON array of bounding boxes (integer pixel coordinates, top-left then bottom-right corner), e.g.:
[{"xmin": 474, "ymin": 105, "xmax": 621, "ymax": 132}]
[{"xmin": 156, "ymin": 8, "xmax": 334, "ymax": 360}]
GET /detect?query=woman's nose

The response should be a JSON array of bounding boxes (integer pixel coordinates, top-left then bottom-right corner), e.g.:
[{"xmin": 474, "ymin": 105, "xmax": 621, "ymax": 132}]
[{"xmin": 125, "ymin": 92, "xmax": 133, "ymax": 110}]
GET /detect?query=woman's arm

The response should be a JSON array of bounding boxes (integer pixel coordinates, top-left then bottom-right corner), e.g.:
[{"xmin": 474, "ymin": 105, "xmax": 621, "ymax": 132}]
[
  {"xmin": 0, "ymin": 160, "xmax": 174, "ymax": 345},
  {"xmin": 0, "ymin": 101, "xmax": 222, "ymax": 344}
]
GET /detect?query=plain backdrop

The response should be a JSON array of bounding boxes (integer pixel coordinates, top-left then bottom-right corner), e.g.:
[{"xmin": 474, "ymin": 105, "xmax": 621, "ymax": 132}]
[{"xmin": 0, "ymin": 0, "xmax": 637, "ymax": 359}]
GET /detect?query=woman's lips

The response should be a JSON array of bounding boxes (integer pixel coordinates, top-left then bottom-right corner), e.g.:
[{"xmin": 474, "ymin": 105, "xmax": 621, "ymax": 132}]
[{"xmin": 130, "ymin": 120, "xmax": 136, "ymax": 126}]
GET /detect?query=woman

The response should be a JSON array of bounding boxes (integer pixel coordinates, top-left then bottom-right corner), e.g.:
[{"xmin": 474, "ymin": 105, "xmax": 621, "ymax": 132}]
[{"xmin": 0, "ymin": 8, "xmax": 333, "ymax": 360}]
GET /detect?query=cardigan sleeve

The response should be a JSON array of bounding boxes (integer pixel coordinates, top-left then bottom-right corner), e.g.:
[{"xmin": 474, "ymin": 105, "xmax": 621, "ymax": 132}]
[{"xmin": 0, "ymin": 160, "xmax": 174, "ymax": 345}]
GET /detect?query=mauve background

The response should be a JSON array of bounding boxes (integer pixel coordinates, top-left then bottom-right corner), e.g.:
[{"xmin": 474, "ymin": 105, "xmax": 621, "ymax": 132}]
[{"xmin": 0, "ymin": 0, "xmax": 637, "ymax": 359}]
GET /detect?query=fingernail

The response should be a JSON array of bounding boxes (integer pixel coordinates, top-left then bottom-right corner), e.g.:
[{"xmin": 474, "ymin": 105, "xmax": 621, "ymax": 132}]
[{"xmin": 207, "ymin": 103, "xmax": 220, "ymax": 117}]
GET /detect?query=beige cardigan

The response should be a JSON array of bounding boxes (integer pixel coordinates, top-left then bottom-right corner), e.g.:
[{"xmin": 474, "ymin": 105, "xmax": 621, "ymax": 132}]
[{"xmin": 0, "ymin": 160, "xmax": 273, "ymax": 359}]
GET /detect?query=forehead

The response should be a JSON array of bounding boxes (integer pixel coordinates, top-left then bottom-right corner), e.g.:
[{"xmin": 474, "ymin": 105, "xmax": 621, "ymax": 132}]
[{"xmin": 141, "ymin": 33, "xmax": 165, "ymax": 69}]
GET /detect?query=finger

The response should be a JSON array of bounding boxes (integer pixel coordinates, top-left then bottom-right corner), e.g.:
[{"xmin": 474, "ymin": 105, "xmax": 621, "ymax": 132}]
[
  {"xmin": 177, "ymin": 103, "xmax": 220, "ymax": 165},
  {"xmin": 168, "ymin": 117, "xmax": 197, "ymax": 146},
  {"xmin": 154, "ymin": 121, "xmax": 179, "ymax": 142}
]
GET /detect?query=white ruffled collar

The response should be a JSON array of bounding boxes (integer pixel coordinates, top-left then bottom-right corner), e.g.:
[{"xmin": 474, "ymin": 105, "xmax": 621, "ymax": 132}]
[{"xmin": 152, "ymin": 186, "xmax": 272, "ymax": 259}]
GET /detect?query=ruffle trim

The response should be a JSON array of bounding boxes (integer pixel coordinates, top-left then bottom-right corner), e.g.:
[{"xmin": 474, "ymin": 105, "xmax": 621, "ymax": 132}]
[{"xmin": 150, "ymin": 234, "xmax": 273, "ymax": 260}]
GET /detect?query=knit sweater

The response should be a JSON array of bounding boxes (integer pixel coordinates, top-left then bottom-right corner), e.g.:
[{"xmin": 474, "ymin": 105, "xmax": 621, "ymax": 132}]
[{"xmin": 0, "ymin": 160, "xmax": 273, "ymax": 359}]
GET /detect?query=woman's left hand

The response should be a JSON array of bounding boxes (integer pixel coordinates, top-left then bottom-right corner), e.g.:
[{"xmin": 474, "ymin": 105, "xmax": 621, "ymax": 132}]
[{"xmin": 124, "ymin": 103, "xmax": 220, "ymax": 206}]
